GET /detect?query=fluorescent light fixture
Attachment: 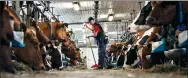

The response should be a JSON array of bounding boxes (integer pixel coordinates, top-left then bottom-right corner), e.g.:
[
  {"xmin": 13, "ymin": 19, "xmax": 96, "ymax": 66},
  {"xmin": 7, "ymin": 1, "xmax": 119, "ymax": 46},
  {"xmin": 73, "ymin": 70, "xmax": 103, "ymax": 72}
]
[
  {"xmin": 80, "ymin": 1, "xmax": 94, "ymax": 7},
  {"xmin": 63, "ymin": 2, "xmax": 74, "ymax": 8},
  {"xmin": 99, "ymin": 14, "xmax": 108, "ymax": 19},
  {"xmin": 108, "ymin": 8, "xmax": 113, "ymax": 14},
  {"xmin": 108, "ymin": 14, "xmax": 114, "ymax": 21},
  {"xmin": 73, "ymin": 2, "xmax": 80, "ymax": 11},
  {"xmin": 115, "ymin": 13, "xmax": 126, "ymax": 17},
  {"xmin": 50, "ymin": 2, "xmax": 73, "ymax": 8}
]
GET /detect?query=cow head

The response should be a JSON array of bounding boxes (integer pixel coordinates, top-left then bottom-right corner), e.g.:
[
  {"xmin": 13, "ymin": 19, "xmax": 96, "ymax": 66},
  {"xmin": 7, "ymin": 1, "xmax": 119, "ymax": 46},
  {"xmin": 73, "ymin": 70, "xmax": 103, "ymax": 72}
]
[
  {"xmin": 128, "ymin": 1, "xmax": 152, "ymax": 33},
  {"xmin": 146, "ymin": 1, "xmax": 178, "ymax": 25},
  {"xmin": 15, "ymin": 27, "xmax": 45, "ymax": 70}
]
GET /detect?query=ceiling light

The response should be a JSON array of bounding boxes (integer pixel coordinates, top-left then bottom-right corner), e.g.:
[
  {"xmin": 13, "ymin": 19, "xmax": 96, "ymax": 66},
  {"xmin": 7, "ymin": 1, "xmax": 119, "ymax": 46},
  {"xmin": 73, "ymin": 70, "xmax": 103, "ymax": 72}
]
[
  {"xmin": 108, "ymin": 14, "xmax": 114, "ymax": 21},
  {"xmin": 80, "ymin": 1, "xmax": 94, "ymax": 7},
  {"xmin": 73, "ymin": 2, "xmax": 80, "ymax": 11},
  {"xmin": 63, "ymin": 2, "xmax": 74, "ymax": 8},
  {"xmin": 115, "ymin": 13, "xmax": 126, "ymax": 17},
  {"xmin": 99, "ymin": 14, "xmax": 108, "ymax": 19},
  {"xmin": 50, "ymin": 2, "xmax": 73, "ymax": 8}
]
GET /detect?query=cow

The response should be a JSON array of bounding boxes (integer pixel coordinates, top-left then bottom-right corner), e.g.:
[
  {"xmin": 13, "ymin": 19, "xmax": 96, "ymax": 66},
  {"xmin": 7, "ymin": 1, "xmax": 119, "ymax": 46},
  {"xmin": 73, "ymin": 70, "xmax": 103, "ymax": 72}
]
[
  {"xmin": 32, "ymin": 21, "xmax": 65, "ymax": 70},
  {"xmin": 107, "ymin": 41, "xmax": 140, "ymax": 68},
  {"xmin": 12, "ymin": 27, "xmax": 45, "ymax": 70},
  {"xmin": 0, "ymin": 1, "xmax": 15, "ymax": 73}
]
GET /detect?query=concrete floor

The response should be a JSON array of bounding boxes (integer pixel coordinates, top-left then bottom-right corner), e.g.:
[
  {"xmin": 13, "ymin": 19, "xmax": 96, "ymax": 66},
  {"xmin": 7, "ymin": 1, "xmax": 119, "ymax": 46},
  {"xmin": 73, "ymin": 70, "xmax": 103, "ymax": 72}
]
[{"xmin": 1, "ymin": 70, "xmax": 186, "ymax": 78}]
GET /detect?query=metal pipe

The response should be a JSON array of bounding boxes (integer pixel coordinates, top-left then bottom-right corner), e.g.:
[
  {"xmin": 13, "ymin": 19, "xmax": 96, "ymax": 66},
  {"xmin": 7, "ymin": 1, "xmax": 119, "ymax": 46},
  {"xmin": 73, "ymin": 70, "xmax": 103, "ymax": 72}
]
[
  {"xmin": 26, "ymin": 1, "xmax": 32, "ymax": 27},
  {"xmin": 34, "ymin": 8, "xmax": 39, "ymax": 24},
  {"xmin": 37, "ymin": 1, "xmax": 59, "ymax": 21},
  {"xmin": 130, "ymin": 13, "xmax": 133, "ymax": 22},
  {"xmin": 15, "ymin": 0, "xmax": 20, "ymax": 16},
  {"xmin": 116, "ymin": 21, "xmax": 118, "ymax": 42}
]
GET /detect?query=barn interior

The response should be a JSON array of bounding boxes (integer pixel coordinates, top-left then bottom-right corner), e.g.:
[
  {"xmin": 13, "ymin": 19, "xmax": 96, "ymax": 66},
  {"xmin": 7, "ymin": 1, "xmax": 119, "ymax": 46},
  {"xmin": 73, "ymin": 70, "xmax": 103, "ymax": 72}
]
[{"xmin": 0, "ymin": 1, "xmax": 187, "ymax": 78}]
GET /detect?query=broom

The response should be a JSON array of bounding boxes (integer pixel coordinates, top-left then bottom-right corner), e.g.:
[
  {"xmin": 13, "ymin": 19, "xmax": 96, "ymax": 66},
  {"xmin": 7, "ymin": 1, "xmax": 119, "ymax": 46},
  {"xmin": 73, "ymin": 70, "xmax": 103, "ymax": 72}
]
[{"xmin": 83, "ymin": 23, "xmax": 99, "ymax": 68}]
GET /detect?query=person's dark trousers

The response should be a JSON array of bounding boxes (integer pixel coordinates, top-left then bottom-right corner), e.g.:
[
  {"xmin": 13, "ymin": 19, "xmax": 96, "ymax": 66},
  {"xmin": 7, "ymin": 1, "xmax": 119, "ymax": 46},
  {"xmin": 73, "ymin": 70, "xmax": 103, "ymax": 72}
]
[{"xmin": 96, "ymin": 37, "xmax": 108, "ymax": 69}]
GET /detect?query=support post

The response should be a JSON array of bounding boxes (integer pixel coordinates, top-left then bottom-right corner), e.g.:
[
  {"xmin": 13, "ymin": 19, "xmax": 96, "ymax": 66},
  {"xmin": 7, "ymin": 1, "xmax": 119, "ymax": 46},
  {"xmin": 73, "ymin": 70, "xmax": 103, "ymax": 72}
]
[
  {"xmin": 132, "ymin": 10, "xmax": 136, "ymax": 19},
  {"xmin": 34, "ymin": 8, "xmax": 39, "ymax": 24},
  {"xmin": 15, "ymin": 1, "xmax": 20, "ymax": 16},
  {"xmin": 26, "ymin": 1, "xmax": 33, "ymax": 27},
  {"xmin": 130, "ymin": 13, "xmax": 133, "ymax": 22},
  {"xmin": 94, "ymin": 1, "xmax": 99, "ymax": 21},
  {"xmin": 138, "ymin": 1, "xmax": 142, "ymax": 10},
  {"xmin": 116, "ymin": 21, "xmax": 118, "ymax": 42}
]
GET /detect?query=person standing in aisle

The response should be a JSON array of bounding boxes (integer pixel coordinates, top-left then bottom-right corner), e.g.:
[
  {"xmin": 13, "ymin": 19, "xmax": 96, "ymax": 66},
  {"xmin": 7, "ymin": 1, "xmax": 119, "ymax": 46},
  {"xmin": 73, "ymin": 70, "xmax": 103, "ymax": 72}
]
[{"xmin": 84, "ymin": 17, "xmax": 108, "ymax": 69}]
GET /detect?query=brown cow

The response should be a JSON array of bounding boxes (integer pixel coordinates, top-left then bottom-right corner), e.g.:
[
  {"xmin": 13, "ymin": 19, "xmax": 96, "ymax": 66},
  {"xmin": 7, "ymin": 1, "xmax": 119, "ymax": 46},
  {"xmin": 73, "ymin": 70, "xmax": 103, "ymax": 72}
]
[
  {"xmin": 0, "ymin": 2, "xmax": 15, "ymax": 73},
  {"xmin": 12, "ymin": 27, "xmax": 45, "ymax": 70}
]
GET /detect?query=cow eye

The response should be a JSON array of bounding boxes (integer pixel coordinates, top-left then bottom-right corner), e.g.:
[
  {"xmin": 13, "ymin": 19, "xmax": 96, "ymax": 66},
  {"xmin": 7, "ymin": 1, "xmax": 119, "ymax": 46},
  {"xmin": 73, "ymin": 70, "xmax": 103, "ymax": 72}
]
[{"xmin": 31, "ymin": 40, "xmax": 39, "ymax": 46}]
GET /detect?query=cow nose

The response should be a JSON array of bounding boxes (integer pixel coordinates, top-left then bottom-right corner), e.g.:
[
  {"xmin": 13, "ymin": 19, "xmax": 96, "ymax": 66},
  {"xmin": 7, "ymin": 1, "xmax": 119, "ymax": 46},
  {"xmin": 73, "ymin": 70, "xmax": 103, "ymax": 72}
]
[{"xmin": 146, "ymin": 16, "xmax": 155, "ymax": 24}]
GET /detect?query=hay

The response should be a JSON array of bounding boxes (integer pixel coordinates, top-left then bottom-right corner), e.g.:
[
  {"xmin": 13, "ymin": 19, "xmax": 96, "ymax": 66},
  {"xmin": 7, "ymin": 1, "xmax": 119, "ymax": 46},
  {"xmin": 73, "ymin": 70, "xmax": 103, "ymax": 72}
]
[
  {"xmin": 123, "ymin": 64, "xmax": 188, "ymax": 75},
  {"xmin": 145, "ymin": 64, "xmax": 188, "ymax": 75},
  {"xmin": 12, "ymin": 61, "xmax": 32, "ymax": 72},
  {"xmin": 146, "ymin": 64, "xmax": 178, "ymax": 73}
]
